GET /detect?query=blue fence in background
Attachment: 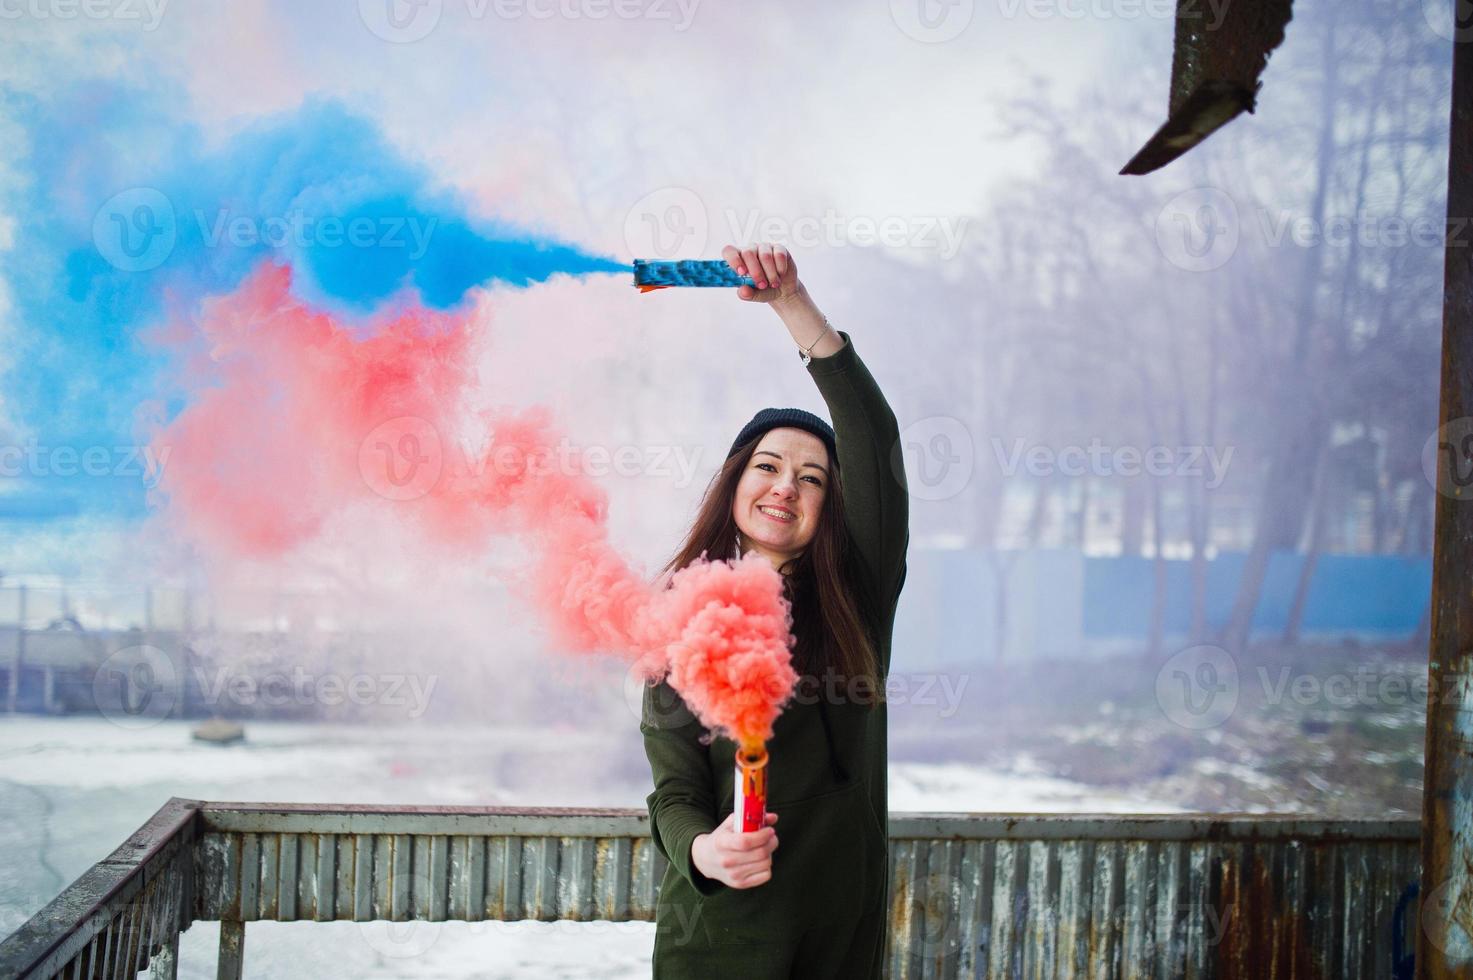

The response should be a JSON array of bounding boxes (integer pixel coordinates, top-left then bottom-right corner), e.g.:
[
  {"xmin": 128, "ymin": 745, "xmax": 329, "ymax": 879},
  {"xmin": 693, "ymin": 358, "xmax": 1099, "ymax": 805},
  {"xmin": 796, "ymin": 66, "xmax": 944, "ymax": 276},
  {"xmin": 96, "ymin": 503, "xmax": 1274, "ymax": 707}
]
[
  {"xmin": 893, "ymin": 549, "xmax": 1432, "ymax": 664},
  {"xmin": 1083, "ymin": 551, "xmax": 1432, "ymax": 637}
]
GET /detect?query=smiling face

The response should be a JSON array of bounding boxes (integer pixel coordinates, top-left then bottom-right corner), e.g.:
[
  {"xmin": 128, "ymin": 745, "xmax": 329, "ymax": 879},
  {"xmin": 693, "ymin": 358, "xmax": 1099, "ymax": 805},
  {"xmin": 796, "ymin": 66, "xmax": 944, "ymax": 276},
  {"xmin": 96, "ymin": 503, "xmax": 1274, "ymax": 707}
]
[{"xmin": 731, "ymin": 427, "xmax": 831, "ymax": 572}]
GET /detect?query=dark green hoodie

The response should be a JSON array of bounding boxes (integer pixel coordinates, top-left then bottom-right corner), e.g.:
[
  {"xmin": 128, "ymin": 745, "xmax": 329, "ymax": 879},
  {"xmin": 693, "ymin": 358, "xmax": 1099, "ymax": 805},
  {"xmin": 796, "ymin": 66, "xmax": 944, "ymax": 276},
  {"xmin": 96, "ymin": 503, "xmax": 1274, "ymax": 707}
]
[{"xmin": 642, "ymin": 330, "xmax": 909, "ymax": 977}]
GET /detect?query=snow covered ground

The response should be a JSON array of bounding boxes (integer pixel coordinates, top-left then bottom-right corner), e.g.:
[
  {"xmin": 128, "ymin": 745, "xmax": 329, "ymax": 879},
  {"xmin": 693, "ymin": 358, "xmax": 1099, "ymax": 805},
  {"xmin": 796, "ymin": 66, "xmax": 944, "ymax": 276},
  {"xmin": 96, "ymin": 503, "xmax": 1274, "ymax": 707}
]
[{"xmin": 0, "ymin": 716, "xmax": 1181, "ymax": 978}]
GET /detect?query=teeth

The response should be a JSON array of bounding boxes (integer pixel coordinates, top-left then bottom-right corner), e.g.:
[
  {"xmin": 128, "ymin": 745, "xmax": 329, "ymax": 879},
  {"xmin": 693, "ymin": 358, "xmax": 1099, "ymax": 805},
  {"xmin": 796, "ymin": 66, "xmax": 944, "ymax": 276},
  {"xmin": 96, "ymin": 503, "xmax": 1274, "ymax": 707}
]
[{"xmin": 759, "ymin": 506, "xmax": 795, "ymax": 520}]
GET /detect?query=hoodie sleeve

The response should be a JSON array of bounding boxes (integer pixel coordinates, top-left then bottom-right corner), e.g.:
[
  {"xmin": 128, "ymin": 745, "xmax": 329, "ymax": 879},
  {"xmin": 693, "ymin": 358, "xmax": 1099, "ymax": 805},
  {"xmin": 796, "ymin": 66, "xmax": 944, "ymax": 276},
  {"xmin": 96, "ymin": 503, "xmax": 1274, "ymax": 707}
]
[
  {"xmin": 640, "ymin": 679, "xmax": 725, "ymax": 896},
  {"xmin": 803, "ymin": 330, "xmax": 910, "ymax": 637}
]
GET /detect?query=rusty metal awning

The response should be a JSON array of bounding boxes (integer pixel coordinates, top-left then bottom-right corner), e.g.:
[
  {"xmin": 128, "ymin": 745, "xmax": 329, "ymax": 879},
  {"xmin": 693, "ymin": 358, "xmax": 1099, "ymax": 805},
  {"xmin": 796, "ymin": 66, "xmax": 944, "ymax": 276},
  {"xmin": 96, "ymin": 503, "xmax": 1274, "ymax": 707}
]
[{"xmin": 1121, "ymin": 0, "xmax": 1295, "ymax": 175}]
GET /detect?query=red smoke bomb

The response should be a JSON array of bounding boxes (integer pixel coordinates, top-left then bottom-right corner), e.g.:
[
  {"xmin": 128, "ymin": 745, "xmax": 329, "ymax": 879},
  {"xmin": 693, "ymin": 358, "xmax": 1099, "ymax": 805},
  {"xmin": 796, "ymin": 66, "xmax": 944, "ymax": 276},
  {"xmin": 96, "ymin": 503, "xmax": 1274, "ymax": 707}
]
[{"xmin": 735, "ymin": 744, "xmax": 769, "ymax": 833}]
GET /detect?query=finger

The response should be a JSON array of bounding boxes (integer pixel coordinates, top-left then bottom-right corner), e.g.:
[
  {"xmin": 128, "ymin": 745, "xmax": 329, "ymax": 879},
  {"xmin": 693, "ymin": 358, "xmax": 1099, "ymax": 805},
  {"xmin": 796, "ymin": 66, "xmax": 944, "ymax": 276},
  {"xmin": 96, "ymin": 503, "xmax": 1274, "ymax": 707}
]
[
  {"xmin": 765, "ymin": 812, "xmax": 779, "ymax": 825},
  {"xmin": 760, "ymin": 243, "xmax": 783, "ymax": 287},
  {"xmin": 717, "ymin": 833, "xmax": 767, "ymax": 857},
  {"xmin": 725, "ymin": 855, "xmax": 772, "ymax": 881},
  {"xmin": 741, "ymin": 244, "xmax": 767, "ymax": 290},
  {"xmin": 725, "ymin": 850, "xmax": 771, "ymax": 872},
  {"xmin": 725, "ymin": 244, "xmax": 758, "ymax": 297},
  {"xmin": 733, "ymin": 867, "xmax": 772, "ymax": 888},
  {"xmin": 720, "ymin": 858, "xmax": 770, "ymax": 885},
  {"xmin": 728, "ymin": 828, "xmax": 775, "ymax": 851},
  {"xmin": 756, "ymin": 243, "xmax": 781, "ymax": 288},
  {"xmin": 772, "ymin": 244, "xmax": 792, "ymax": 279}
]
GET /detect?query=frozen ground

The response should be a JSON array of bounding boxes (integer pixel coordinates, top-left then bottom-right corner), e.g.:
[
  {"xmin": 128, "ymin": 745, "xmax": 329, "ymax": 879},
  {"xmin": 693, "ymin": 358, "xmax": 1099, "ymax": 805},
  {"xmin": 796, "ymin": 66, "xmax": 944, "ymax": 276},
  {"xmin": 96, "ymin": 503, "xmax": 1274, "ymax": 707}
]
[{"xmin": 0, "ymin": 715, "xmax": 1183, "ymax": 978}]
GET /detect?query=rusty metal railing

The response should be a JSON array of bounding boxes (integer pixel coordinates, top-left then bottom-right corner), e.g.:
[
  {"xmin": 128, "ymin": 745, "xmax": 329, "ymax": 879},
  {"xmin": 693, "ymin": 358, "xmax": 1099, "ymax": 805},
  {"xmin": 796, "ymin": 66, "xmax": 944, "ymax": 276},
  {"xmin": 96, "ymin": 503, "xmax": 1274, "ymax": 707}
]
[
  {"xmin": 0, "ymin": 799, "xmax": 197, "ymax": 980},
  {"xmin": 0, "ymin": 797, "xmax": 1422, "ymax": 979}
]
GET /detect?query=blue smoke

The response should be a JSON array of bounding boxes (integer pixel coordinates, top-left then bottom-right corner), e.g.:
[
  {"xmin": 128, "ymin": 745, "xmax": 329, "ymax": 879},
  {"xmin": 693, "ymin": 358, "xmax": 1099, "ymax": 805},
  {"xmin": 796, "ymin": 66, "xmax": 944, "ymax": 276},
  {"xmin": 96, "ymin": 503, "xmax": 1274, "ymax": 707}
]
[{"xmin": 0, "ymin": 80, "xmax": 624, "ymax": 523}]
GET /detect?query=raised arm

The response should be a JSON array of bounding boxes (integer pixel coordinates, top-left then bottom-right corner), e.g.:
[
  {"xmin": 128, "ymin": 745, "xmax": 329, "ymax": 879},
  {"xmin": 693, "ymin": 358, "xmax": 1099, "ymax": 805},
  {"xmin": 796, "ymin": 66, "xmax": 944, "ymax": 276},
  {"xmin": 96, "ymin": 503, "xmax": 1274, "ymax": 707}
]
[
  {"xmin": 720, "ymin": 243, "xmax": 910, "ymax": 615},
  {"xmin": 798, "ymin": 325, "xmax": 909, "ymax": 612}
]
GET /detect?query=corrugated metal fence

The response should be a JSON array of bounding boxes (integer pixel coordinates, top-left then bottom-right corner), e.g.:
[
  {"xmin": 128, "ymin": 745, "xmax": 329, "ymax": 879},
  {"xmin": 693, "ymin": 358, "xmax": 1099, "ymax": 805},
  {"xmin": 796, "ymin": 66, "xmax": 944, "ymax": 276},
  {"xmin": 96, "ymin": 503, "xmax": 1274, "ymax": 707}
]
[{"xmin": 0, "ymin": 798, "xmax": 1422, "ymax": 979}]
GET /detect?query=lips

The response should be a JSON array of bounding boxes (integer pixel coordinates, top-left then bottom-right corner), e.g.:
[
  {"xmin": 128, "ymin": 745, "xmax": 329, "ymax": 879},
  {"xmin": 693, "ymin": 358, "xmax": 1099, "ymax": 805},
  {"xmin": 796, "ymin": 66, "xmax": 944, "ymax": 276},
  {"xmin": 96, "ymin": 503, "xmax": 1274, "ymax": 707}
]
[{"xmin": 757, "ymin": 505, "xmax": 796, "ymax": 523}]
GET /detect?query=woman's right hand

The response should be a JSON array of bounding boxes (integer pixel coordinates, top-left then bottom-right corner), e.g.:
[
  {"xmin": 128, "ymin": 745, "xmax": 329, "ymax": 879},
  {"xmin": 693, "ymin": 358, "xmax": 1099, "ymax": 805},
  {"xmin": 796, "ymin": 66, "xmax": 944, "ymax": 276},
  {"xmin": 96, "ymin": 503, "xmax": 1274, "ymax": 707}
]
[{"xmin": 690, "ymin": 811, "xmax": 780, "ymax": 888}]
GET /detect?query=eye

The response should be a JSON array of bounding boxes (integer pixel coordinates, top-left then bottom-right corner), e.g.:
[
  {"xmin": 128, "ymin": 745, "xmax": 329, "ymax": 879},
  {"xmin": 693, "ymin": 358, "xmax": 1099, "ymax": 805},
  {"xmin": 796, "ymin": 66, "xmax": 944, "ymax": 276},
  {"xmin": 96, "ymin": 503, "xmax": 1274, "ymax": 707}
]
[
  {"xmin": 803, "ymin": 475, "xmax": 823, "ymax": 486},
  {"xmin": 755, "ymin": 462, "xmax": 776, "ymax": 472}
]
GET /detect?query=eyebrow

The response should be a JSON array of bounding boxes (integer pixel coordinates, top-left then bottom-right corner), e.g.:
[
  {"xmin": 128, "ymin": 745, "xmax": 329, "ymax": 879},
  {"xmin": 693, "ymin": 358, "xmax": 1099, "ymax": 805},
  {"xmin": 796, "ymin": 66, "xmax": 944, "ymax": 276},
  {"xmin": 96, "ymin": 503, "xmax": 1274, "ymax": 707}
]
[{"xmin": 754, "ymin": 450, "xmax": 830, "ymax": 477}]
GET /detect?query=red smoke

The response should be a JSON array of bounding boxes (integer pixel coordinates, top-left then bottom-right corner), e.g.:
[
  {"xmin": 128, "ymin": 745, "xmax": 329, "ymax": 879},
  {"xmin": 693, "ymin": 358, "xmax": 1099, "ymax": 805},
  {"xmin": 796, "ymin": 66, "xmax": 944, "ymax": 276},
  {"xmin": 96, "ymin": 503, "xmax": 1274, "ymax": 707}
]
[{"xmin": 145, "ymin": 260, "xmax": 797, "ymax": 746}]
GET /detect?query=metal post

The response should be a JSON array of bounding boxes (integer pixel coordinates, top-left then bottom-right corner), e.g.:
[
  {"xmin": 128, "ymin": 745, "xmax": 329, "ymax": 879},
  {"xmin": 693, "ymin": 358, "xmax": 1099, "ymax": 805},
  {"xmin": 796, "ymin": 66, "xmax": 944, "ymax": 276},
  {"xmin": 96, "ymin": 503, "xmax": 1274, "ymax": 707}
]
[
  {"xmin": 1417, "ymin": 11, "xmax": 1473, "ymax": 978},
  {"xmin": 217, "ymin": 920, "xmax": 244, "ymax": 980}
]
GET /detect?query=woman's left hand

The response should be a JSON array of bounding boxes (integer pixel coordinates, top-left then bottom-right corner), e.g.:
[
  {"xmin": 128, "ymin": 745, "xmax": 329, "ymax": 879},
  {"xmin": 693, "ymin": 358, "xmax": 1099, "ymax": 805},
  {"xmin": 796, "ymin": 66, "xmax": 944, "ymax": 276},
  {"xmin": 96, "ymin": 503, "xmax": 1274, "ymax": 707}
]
[{"xmin": 722, "ymin": 242, "xmax": 805, "ymax": 306}]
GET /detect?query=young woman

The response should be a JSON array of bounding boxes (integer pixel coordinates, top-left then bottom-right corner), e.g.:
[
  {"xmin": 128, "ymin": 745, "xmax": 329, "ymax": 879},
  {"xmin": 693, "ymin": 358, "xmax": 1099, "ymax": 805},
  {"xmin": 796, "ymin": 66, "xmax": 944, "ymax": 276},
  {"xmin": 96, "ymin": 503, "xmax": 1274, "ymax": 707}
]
[{"xmin": 641, "ymin": 242, "xmax": 910, "ymax": 978}]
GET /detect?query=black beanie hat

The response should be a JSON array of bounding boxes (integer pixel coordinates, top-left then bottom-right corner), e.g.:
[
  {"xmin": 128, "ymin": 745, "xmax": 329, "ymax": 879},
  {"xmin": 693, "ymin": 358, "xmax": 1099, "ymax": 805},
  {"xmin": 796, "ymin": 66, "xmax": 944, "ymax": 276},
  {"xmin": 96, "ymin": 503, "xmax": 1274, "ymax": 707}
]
[{"xmin": 726, "ymin": 407, "xmax": 837, "ymax": 464}]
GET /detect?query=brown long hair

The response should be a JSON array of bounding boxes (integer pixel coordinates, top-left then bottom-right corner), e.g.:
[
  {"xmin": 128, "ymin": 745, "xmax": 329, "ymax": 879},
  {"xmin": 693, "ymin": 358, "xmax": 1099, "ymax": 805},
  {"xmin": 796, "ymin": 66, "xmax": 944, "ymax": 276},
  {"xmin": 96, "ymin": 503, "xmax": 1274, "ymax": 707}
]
[{"xmin": 656, "ymin": 436, "xmax": 883, "ymax": 707}]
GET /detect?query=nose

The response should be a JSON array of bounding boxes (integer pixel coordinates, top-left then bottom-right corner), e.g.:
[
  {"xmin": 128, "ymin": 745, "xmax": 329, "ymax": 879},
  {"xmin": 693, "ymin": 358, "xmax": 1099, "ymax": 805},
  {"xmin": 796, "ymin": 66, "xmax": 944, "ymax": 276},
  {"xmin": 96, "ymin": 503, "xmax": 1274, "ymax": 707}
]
[{"xmin": 770, "ymin": 478, "xmax": 798, "ymax": 501}]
